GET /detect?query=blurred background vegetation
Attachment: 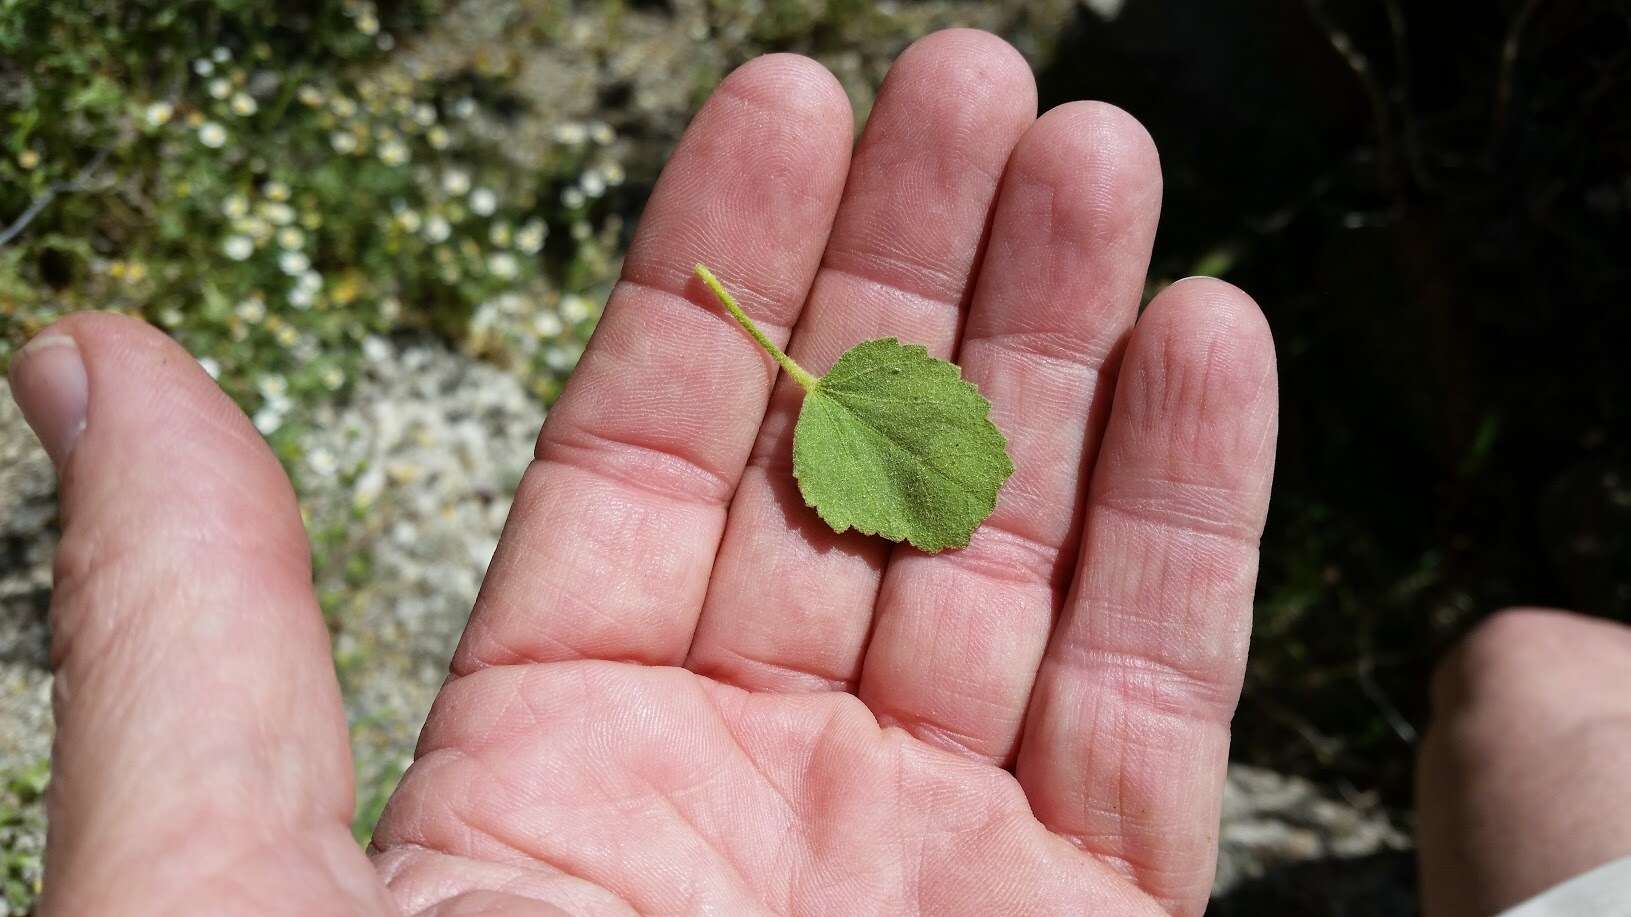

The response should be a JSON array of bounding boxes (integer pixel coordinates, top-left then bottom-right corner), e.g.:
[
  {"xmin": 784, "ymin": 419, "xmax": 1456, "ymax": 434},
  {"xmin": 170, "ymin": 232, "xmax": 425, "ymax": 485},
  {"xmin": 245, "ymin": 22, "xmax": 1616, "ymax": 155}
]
[{"xmin": 2, "ymin": 0, "xmax": 1628, "ymax": 912}]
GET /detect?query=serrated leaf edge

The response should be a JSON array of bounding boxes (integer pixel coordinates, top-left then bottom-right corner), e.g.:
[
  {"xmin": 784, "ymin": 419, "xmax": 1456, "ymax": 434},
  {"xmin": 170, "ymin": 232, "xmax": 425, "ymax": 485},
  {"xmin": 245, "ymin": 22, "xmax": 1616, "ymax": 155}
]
[{"xmin": 789, "ymin": 337, "xmax": 1015, "ymax": 554}]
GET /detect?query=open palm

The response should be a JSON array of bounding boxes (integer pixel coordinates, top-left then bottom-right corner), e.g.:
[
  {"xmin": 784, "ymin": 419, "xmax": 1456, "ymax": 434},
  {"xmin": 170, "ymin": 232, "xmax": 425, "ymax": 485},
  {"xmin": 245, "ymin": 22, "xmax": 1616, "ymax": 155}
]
[{"xmin": 24, "ymin": 30, "xmax": 1276, "ymax": 917}]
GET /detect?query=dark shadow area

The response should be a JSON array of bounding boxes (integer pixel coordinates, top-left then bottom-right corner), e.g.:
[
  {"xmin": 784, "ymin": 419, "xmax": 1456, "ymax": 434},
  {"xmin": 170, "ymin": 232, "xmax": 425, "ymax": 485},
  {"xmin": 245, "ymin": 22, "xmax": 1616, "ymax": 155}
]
[
  {"xmin": 1038, "ymin": 0, "xmax": 1631, "ymax": 800},
  {"xmin": 1209, "ymin": 850, "xmax": 1419, "ymax": 917}
]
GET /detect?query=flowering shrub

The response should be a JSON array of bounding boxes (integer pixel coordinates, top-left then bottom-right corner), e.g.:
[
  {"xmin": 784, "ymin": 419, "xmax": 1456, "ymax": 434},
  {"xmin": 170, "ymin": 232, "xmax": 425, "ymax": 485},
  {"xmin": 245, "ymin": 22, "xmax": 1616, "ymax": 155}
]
[
  {"xmin": 0, "ymin": 0, "xmax": 621, "ymax": 448},
  {"xmin": 0, "ymin": 760, "xmax": 45, "ymax": 914}
]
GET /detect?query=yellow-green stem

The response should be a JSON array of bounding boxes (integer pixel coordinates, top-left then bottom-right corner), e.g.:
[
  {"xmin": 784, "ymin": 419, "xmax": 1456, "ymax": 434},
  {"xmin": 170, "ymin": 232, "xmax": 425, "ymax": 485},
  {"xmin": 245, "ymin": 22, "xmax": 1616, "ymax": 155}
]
[{"xmin": 694, "ymin": 263, "xmax": 819, "ymax": 392}]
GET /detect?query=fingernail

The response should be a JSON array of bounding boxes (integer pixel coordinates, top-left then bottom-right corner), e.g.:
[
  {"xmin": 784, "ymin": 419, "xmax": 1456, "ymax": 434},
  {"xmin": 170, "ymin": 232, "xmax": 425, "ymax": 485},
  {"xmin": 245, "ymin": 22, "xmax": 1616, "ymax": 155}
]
[{"xmin": 9, "ymin": 331, "xmax": 89, "ymax": 469}]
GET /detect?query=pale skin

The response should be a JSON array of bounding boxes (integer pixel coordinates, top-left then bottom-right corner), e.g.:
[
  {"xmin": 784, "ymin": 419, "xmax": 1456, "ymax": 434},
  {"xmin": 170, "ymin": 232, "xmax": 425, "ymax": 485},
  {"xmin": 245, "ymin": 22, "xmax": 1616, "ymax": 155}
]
[
  {"xmin": 13, "ymin": 31, "xmax": 1285, "ymax": 917},
  {"xmin": 1416, "ymin": 608, "xmax": 1631, "ymax": 915}
]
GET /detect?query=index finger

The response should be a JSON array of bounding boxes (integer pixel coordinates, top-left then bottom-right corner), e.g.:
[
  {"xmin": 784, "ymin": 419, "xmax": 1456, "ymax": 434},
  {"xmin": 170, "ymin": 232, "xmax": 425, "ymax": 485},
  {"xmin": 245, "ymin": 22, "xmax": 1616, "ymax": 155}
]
[{"xmin": 449, "ymin": 56, "xmax": 853, "ymax": 675}]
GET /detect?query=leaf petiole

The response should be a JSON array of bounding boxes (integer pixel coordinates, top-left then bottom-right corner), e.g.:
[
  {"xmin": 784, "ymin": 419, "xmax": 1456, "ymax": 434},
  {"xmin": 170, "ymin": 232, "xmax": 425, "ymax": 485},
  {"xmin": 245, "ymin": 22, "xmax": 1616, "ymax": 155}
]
[{"xmin": 694, "ymin": 263, "xmax": 819, "ymax": 393}]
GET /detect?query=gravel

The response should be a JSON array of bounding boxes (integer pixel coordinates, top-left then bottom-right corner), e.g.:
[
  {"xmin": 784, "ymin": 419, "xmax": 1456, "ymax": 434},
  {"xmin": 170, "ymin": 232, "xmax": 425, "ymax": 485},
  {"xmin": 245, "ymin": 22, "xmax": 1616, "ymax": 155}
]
[
  {"xmin": 0, "ymin": 382, "xmax": 54, "ymax": 772},
  {"xmin": 297, "ymin": 336, "xmax": 546, "ymax": 814}
]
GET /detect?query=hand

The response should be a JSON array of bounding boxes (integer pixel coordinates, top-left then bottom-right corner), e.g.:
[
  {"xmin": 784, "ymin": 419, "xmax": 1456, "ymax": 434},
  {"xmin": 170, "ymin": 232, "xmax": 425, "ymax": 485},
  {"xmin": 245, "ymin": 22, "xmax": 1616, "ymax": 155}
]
[{"xmin": 12, "ymin": 29, "xmax": 1277, "ymax": 917}]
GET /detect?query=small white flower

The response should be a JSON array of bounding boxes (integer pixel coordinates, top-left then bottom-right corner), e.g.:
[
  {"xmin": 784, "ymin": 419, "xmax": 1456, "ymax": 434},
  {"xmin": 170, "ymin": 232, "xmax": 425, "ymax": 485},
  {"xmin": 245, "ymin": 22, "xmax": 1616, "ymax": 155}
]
[
  {"xmin": 199, "ymin": 356, "xmax": 222, "ymax": 379},
  {"xmin": 426, "ymin": 125, "xmax": 451, "ymax": 150},
  {"xmin": 561, "ymin": 293, "xmax": 592, "ymax": 323},
  {"xmin": 353, "ymin": 465, "xmax": 387, "ymax": 508},
  {"xmin": 212, "ymin": 46, "xmax": 232, "ymax": 63},
  {"xmin": 378, "ymin": 138, "xmax": 409, "ymax": 166},
  {"xmin": 589, "ymin": 121, "xmax": 614, "ymax": 145},
  {"xmin": 487, "ymin": 252, "xmax": 519, "ymax": 279},
  {"xmin": 264, "ymin": 180, "xmax": 291, "ymax": 202},
  {"xmin": 602, "ymin": 162, "xmax": 626, "ymax": 186},
  {"xmin": 581, "ymin": 171, "xmax": 607, "ymax": 198},
  {"xmin": 451, "ymin": 97, "xmax": 477, "ymax": 119},
  {"xmin": 441, "ymin": 168, "xmax": 471, "ymax": 196},
  {"xmin": 278, "ymin": 250, "xmax": 311, "ymax": 275},
  {"xmin": 222, "ymin": 235, "xmax": 254, "ymax": 261},
  {"xmin": 222, "ymin": 194, "xmax": 250, "ymax": 219},
  {"xmin": 298, "ymin": 270, "xmax": 323, "ymax": 292},
  {"xmin": 516, "ymin": 219, "xmax": 547, "ymax": 254},
  {"xmin": 262, "ymin": 201, "xmax": 296, "ymax": 226},
  {"xmin": 469, "ymin": 187, "xmax": 497, "ymax": 216},
  {"xmin": 488, "ymin": 222, "xmax": 512, "ymax": 247},
  {"xmin": 192, "ymin": 58, "xmax": 214, "ymax": 77},
  {"xmin": 561, "ymin": 187, "xmax": 586, "ymax": 209},
  {"xmin": 544, "ymin": 345, "xmax": 575, "ymax": 371},
  {"xmin": 208, "ymin": 77, "xmax": 233, "ymax": 100},
  {"xmin": 394, "ymin": 209, "xmax": 422, "ymax": 233},
  {"xmin": 288, "ymin": 284, "xmax": 316, "ymax": 309},
  {"xmin": 253, "ymin": 406, "xmax": 284, "ymax": 435},
  {"xmin": 424, "ymin": 215, "xmax": 451, "ymax": 243},
  {"xmin": 234, "ymin": 297, "xmax": 267, "ymax": 322},
  {"xmin": 533, "ymin": 312, "xmax": 563, "ymax": 337},
  {"xmin": 553, "ymin": 122, "xmax": 587, "ymax": 145},
  {"xmin": 330, "ymin": 131, "xmax": 359, "ymax": 154},
  {"xmin": 297, "ymin": 84, "xmax": 325, "ymax": 107},
  {"xmin": 144, "ymin": 101, "xmax": 174, "ymax": 127},
  {"xmin": 379, "ymin": 297, "xmax": 402, "ymax": 320},
  {"xmin": 277, "ymin": 227, "xmax": 306, "ymax": 250},
  {"xmin": 235, "ymin": 215, "xmax": 273, "ymax": 242},
  {"xmin": 356, "ymin": 13, "xmax": 380, "ymax": 36},
  {"xmin": 413, "ymin": 103, "xmax": 437, "ymax": 127},
  {"xmin": 375, "ymin": 32, "xmax": 395, "ymax": 51},
  {"xmin": 320, "ymin": 366, "xmax": 346, "ymax": 390},
  {"xmin": 362, "ymin": 336, "xmax": 391, "ymax": 362},
  {"xmin": 198, "ymin": 121, "xmax": 228, "ymax": 148},
  {"xmin": 332, "ymin": 96, "xmax": 358, "ymax": 118},
  {"xmin": 307, "ymin": 447, "xmax": 339, "ymax": 477},
  {"xmin": 230, "ymin": 92, "xmax": 258, "ymax": 116},
  {"xmin": 257, "ymin": 374, "xmax": 289, "ymax": 400}
]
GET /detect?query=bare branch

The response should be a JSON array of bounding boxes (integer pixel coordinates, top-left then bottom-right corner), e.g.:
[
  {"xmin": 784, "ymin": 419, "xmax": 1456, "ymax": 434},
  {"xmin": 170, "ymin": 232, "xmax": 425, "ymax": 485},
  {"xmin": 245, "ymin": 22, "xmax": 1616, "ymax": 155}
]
[
  {"xmin": 1381, "ymin": 0, "xmax": 1433, "ymax": 188},
  {"xmin": 1490, "ymin": 0, "xmax": 1549, "ymax": 156},
  {"xmin": 1303, "ymin": 0, "xmax": 1403, "ymax": 199},
  {"xmin": 0, "ymin": 146, "xmax": 114, "ymax": 249}
]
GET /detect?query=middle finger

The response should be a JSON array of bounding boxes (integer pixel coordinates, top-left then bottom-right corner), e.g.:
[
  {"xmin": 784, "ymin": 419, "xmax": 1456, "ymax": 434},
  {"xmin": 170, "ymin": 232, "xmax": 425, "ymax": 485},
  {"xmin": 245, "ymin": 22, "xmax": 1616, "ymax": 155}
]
[
  {"xmin": 685, "ymin": 29, "xmax": 1038, "ymax": 692},
  {"xmin": 857, "ymin": 101, "xmax": 1164, "ymax": 763}
]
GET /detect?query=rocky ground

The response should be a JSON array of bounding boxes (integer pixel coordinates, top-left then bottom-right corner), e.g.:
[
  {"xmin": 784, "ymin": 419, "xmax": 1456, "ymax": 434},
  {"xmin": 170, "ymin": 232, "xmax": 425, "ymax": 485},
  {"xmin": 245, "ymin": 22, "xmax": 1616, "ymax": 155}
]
[{"xmin": 0, "ymin": 337, "xmax": 1414, "ymax": 913}]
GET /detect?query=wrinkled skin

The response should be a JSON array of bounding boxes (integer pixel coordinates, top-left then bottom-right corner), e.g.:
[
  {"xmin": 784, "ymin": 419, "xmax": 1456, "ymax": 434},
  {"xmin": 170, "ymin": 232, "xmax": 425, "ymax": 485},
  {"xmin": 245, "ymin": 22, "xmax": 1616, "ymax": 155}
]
[{"xmin": 17, "ymin": 29, "xmax": 1277, "ymax": 917}]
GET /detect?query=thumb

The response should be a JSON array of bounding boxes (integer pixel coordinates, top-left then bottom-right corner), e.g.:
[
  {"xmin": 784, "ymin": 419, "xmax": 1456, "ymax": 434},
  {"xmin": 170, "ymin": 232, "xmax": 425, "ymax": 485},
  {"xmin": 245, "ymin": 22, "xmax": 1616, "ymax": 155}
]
[{"xmin": 9, "ymin": 315, "xmax": 389, "ymax": 915}]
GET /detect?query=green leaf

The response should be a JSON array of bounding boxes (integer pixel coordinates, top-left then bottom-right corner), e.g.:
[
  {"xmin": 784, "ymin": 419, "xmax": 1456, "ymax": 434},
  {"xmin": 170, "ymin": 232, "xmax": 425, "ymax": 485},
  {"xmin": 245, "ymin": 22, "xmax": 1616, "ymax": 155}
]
[{"xmin": 696, "ymin": 263, "xmax": 1012, "ymax": 552}]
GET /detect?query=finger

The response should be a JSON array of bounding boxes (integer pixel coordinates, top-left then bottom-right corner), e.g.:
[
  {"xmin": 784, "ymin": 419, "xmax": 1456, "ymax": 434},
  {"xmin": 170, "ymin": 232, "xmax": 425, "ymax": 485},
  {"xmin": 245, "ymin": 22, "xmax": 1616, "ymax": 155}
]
[
  {"xmin": 10, "ymin": 316, "xmax": 388, "ymax": 915},
  {"xmin": 451, "ymin": 56, "xmax": 853, "ymax": 673},
  {"xmin": 857, "ymin": 101, "xmax": 1161, "ymax": 762},
  {"xmin": 1014, "ymin": 279, "xmax": 1277, "ymax": 916},
  {"xmin": 685, "ymin": 29, "xmax": 1037, "ymax": 692}
]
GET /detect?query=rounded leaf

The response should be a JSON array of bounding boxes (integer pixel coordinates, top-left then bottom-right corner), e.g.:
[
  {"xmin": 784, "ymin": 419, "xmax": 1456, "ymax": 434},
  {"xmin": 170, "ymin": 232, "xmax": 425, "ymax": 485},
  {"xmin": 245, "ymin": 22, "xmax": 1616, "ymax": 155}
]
[{"xmin": 792, "ymin": 338, "xmax": 1013, "ymax": 552}]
